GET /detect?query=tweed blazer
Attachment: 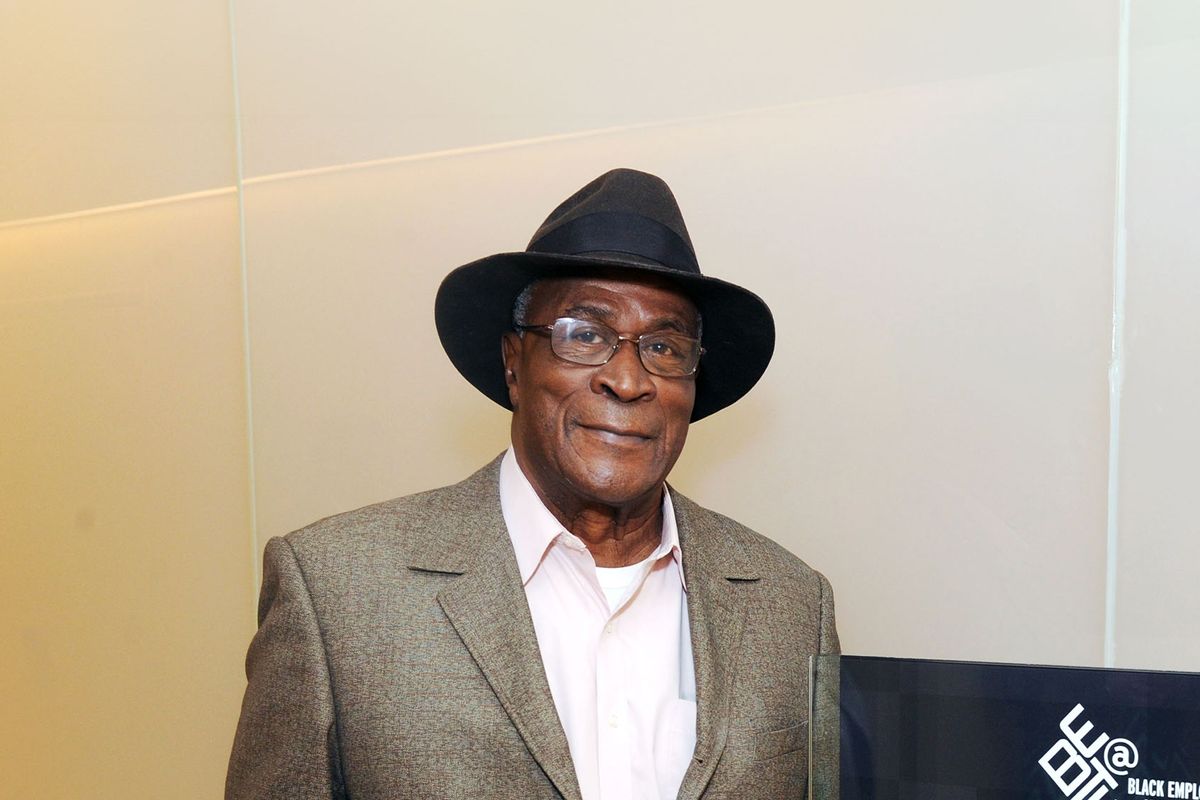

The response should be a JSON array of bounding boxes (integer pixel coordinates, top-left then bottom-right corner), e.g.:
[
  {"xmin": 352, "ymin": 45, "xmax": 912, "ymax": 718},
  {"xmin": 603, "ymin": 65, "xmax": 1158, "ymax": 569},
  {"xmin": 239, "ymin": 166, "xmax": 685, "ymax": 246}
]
[{"xmin": 226, "ymin": 457, "xmax": 839, "ymax": 799}]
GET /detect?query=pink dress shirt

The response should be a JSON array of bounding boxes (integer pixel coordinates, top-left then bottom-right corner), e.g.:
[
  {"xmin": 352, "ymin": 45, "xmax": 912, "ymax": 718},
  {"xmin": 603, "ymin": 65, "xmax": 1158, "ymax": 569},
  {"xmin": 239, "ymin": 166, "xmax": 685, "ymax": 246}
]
[{"xmin": 499, "ymin": 449, "xmax": 697, "ymax": 800}]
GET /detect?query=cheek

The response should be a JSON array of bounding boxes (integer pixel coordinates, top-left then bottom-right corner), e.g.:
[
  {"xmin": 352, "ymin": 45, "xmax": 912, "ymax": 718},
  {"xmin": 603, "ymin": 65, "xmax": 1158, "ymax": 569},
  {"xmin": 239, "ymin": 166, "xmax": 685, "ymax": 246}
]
[
  {"xmin": 664, "ymin": 385, "xmax": 696, "ymax": 437},
  {"xmin": 660, "ymin": 423, "xmax": 690, "ymax": 471},
  {"xmin": 520, "ymin": 385, "xmax": 572, "ymax": 455}
]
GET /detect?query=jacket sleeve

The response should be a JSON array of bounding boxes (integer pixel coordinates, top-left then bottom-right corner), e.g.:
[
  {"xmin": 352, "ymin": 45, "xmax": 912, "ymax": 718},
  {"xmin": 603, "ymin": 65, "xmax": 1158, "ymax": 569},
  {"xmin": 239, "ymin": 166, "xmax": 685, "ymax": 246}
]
[
  {"xmin": 817, "ymin": 570, "xmax": 840, "ymax": 655},
  {"xmin": 810, "ymin": 571, "xmax": 841, "ymax": 800},
  {"xmin": 226, "ymin": 537, "xmax": 346, "ymax": 800}
]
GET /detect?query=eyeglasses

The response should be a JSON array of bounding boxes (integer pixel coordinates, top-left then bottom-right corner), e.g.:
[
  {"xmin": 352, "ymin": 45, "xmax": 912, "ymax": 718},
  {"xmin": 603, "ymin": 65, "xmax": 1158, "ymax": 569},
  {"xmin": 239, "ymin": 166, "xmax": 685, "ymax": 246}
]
[{"xmin": 515, "ymin": 317, "xmax": 704, "ymax": 377}]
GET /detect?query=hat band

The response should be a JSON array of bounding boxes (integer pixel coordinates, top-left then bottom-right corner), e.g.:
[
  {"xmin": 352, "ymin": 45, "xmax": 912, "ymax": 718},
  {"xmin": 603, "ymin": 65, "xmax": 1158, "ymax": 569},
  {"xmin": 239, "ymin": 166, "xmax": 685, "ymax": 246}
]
[{"xmin": 527, "ymin": 212, "xmax": 700, "ymax": 274}]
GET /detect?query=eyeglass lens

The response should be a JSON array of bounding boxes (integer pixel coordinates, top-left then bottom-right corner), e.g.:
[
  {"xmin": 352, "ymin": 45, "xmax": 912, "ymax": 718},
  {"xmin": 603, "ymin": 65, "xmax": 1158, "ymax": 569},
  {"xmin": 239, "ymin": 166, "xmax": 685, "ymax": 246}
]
[{"xmin": 548, "ymin": 317, "xmax": 700, "ymax": 376}]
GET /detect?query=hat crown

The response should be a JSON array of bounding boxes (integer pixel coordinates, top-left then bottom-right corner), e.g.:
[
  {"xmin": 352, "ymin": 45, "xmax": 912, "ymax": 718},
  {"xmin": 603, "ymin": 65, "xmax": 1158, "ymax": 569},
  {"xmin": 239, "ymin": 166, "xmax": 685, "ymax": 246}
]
[{"xmin": 526, "ymin": 169, "xmax": 699, "ymax": 273}]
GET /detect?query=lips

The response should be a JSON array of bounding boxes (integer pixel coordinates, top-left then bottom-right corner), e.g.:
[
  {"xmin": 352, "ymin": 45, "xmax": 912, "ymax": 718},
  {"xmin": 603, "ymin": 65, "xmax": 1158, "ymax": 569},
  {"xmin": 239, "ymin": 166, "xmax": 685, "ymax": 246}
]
[{"xmin": 576, "ymin": 422, "xmax": 655, "ymax": 443}]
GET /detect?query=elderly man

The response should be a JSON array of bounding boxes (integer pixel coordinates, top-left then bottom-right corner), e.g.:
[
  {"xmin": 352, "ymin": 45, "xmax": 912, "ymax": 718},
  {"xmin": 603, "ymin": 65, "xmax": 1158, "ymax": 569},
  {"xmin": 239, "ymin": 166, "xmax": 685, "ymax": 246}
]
[{"xmin": 226, "ymin": 169, "xmax": 839, "ymax": 800}]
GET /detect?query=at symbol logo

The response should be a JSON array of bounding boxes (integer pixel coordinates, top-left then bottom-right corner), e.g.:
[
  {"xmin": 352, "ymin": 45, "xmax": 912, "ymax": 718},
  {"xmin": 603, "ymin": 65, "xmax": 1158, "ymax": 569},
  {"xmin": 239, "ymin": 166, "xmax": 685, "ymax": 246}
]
[{"xmin": 1104, "ymin": 738, "xmax": 1139, "ymax": 775}]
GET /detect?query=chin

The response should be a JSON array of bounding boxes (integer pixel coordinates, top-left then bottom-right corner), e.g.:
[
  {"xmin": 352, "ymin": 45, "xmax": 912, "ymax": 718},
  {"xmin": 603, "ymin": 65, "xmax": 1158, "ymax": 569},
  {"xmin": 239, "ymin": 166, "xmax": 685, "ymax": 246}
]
[{"xmin": 566, "ymin": 461, "xmax": 663, "ymax": 509}]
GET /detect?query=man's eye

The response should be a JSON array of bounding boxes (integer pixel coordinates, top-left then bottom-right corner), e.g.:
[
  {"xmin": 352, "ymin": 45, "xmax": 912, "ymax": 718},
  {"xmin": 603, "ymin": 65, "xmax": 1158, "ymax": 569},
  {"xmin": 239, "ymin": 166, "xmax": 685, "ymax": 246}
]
[
  {"xmin": 570, "ymin": 328, "xmax": 604, "ymax": 344},
  {"xmin": 646, "ymin": 338, "xmax": 686, "ymax": 359}
]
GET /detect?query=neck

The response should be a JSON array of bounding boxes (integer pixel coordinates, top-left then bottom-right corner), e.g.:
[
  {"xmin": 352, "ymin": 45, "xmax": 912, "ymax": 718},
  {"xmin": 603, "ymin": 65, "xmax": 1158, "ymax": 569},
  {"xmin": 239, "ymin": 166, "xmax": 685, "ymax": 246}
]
[
  {"xmin": 549, "ymin": 495, "xmax": 664, "ymax": 568},
  {"xmin": 524, "ymin": 474, "xmax": 665, "ymax": 567}
]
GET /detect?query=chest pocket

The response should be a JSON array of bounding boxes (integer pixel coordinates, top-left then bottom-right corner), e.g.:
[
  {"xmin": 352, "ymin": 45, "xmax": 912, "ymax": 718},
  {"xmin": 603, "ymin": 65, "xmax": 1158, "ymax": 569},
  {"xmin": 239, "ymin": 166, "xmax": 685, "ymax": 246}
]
[
  {"xmin": 656, "ymin": 697, "xmax": 698, "ymax": 797},
  {"xmin": 751, "ymin": 719, "xmax": 808, "ymax": 761}
]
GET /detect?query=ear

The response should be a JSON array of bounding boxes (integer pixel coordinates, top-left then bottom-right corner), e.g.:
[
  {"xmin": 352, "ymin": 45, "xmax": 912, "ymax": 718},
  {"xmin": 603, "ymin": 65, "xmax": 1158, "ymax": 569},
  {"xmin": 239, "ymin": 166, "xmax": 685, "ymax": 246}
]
[{"xmin": 501, "ymin": 332, "xmax": 522, "ymax": 409}]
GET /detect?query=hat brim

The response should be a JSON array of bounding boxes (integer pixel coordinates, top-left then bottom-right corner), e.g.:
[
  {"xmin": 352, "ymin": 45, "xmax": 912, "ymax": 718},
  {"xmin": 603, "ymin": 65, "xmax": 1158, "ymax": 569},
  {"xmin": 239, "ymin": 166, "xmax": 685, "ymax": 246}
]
[{"xmin": 435, "ymin": 252, "xmax": 775, "ymax": 422}]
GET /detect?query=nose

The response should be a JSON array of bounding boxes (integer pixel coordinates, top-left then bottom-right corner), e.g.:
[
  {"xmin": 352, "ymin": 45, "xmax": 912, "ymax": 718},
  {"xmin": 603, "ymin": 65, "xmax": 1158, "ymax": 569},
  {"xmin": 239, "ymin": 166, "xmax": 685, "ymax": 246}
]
[{"xmin": 590, "ymin": 339, "xmax": 656, "ymax": 403}]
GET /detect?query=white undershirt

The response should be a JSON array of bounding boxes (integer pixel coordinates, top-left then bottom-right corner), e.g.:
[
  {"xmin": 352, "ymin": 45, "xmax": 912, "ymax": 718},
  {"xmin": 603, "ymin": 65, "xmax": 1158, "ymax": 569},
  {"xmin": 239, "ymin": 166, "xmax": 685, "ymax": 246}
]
[{"xmin": 595, "ymin": 555, "xmax": 656, "ymax": 612}]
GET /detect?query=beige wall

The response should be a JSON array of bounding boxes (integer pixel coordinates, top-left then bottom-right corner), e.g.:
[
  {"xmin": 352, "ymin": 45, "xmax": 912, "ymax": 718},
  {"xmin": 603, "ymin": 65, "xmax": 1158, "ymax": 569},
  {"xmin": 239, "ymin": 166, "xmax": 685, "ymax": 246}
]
[{"xmin": 2, "ymin": 1, "xmax": 1197, "ymax": 797}]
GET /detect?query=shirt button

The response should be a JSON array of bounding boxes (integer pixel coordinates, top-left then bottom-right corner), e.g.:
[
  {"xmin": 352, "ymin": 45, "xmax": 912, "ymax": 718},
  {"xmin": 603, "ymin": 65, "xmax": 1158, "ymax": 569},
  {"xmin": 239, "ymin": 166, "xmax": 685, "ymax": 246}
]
[
  {"xmin": 604, "ymin": 623, "xmax": 614, "ymax": 635},
  {"xmin": 608, "ymin": 713, "xmax": 620, "ymax": 728}
]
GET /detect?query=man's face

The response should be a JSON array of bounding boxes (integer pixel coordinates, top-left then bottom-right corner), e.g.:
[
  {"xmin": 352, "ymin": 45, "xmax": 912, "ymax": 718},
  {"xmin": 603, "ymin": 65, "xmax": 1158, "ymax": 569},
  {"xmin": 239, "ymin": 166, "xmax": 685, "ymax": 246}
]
[{"xmin": 502, "ymin": 275, "xmax": 699, "ymax": 513}]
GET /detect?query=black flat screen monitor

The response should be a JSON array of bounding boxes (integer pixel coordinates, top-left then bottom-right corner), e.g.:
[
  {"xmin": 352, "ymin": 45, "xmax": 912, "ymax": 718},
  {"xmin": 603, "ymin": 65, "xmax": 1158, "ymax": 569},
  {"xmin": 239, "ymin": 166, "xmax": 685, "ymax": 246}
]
[{"xmin": 814, "ymin": 656, "xmax": 1200, "ymax": 800}]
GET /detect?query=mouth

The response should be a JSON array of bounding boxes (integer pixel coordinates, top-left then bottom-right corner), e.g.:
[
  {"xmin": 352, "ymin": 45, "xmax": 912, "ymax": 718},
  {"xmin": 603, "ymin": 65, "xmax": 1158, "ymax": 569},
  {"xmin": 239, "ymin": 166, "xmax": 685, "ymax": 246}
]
[{"xmin": 576, "ymin": 423, "xmax": 655, "ymax": 444}]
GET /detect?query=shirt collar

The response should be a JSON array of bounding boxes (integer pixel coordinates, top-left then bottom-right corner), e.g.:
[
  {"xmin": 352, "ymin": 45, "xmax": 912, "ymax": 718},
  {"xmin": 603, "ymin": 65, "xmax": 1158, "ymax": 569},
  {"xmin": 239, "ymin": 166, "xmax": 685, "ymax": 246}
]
[{"xmin": 498, "ymin": 447, "xmax": 685, "ymax": 589}]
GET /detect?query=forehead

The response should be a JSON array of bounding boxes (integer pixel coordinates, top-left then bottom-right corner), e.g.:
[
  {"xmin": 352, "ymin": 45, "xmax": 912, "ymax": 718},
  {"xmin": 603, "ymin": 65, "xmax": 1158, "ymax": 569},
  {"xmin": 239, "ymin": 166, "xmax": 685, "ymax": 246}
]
[{"xmin": 525, "ymin": 275, "xmax": 698, "ymax": 326}]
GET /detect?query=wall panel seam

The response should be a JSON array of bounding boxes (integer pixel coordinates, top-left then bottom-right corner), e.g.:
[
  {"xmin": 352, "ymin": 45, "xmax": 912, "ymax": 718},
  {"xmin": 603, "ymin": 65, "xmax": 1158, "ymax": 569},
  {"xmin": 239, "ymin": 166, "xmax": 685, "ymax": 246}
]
[
  {"xmin": 227, "ymin": 0, "xmax": 262, "ymax": 601},
  {"xmin": 1105, "ymin": 0, "xmax": 1131, "ymax": 669}
]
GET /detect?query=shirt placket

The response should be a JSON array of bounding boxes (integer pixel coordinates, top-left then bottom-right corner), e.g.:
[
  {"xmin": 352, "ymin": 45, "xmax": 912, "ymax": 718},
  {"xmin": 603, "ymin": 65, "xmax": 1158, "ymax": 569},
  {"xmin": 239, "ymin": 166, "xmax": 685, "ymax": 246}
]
[
  {"xmin": 596, "ymin": 555, "xmax": 665, "ymax": 800},
  {"xmin": 595, "ymin": 600, "xmax": 635, "ymax": 799}
]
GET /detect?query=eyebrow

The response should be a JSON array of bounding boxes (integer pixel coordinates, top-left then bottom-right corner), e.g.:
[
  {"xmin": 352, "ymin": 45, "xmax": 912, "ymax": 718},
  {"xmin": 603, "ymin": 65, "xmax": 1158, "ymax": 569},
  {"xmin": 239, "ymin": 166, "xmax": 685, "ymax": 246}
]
[
  {"xmin": 563, "ymin": 304, "xmax": 614, "ymax": 321},
  {"xmin": 563, "ymin": 304, "xmax": 696, "ymax": 335}
]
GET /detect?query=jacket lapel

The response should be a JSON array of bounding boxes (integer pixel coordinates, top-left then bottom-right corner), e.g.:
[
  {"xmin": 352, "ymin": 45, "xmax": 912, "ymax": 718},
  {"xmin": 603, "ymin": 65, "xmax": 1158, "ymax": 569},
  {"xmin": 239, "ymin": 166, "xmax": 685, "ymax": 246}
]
[
  {"xmin": 672, "ymin": 491, "xmax": 760, "ymax": 800},
  {"xmin": 409, "ymin": 459, "xmax": 582, "ymax": 800}
]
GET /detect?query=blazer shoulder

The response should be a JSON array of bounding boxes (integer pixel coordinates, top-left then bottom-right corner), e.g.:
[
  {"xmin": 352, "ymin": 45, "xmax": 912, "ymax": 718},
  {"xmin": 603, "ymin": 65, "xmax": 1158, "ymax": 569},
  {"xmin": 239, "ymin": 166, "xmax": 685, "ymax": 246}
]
[
  {"xmin": 673, "ymin": 488, "xmax": 840, "ymax": 653},
  {"xmin": 282, "ymin": 455, "xmax": 505, "ymax": 564}
]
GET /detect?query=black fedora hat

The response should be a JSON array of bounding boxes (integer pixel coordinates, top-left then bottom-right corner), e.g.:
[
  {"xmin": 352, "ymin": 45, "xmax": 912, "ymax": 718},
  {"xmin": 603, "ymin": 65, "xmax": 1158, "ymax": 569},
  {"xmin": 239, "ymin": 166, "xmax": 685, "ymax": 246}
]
[{"xmin": 435, "ymin": 168, "xmax": 775, "ymax": 421}]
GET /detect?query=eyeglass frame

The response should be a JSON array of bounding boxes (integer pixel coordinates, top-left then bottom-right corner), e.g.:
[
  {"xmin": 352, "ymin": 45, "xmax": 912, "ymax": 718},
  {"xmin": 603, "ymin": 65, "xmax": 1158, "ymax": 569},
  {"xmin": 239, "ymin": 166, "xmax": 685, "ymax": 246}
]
[{"xmin": 514, "ymin": 316, "xmax": 705, "ymax": 377}]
